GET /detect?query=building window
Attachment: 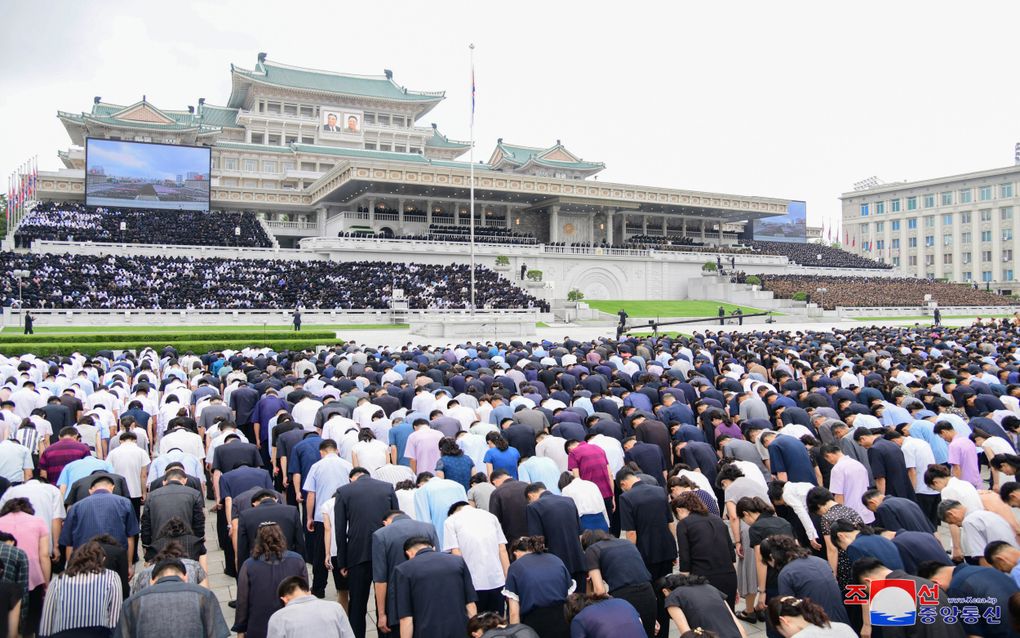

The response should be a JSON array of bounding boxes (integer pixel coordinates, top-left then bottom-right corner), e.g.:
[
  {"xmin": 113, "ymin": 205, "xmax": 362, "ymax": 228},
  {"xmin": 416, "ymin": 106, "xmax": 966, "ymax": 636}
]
[
  {"xmin": 942, "ymin": 214, "xmax": 953, "ymax": 225},
  {"xmin": 963, "ymin": 271, "xmax": 972, "ymax": 280},
  {"xmin": 267, "ymin": 102, "xmax": 281, "ymax": 114},
  {"xmin": 409, "ymin": 146, "xmax": 422, "ymax": 154},
  {"xmin": 909, "ymin": 256, "xmax": 918, "ymax": 266},
  {"xmin": 283, "ymin": 104, "xmax": 297, "ymax": 116},
  {"xmin": 1006, "ymin": 269, "xmax": 1015, "ymax": 280},
  {"xmin": 392, "ymin": 116, "xmax": 405, "ymax": 127},
  {"xmin": 961, "ymin": 211, "xmax": 972, "ymax": 223},
  {"xmin": 924, "ymin": 216, "xmax": 935, "ymax": 228},
  {"xmin": 923, "ymin": 194, "xmax": 936, "ymax": 208},
  {"xmin": 943, "ymin": 233, "xmax": 953, "ymax": 246},
  {"xmin": 300, "ymin": 106, "xmax": 315, "ymax": 118},
  {"xmin": 943, "ymin": 254, "xmax": 953, "ymax": 264},
  {"xmin": 250, "ymin": 133, "xmax": 265, "ymax": 145},
  {"xmin": 890, "ymin": 199, "xmax": 901, "ymax": 212},
  {"xmin": 893, "ymin": 257, "xmax": 901, "ymax": 267},
  {"xmin": 980, "ymin": 209, "xmax": 992, "ymax": 221},
  {"xmin": 941, "ymin": 191, "xmax": 953, "ymax": 206},
  {"xmin": 982, "ymin": 271, "xmax": 993, "ymax": 282},
  {"xmin": 925, "ymin": 235, "xmax": 935, "ymax": 247},
  {"xmin": 243, "ymin": 159, "xmax": 257, "ymax": 172},
  {"xmin": 378, "ymin": 114, "xmax": 391, "ymax": 126},
  {"xmin": 285, "ymin": 135, "xmax": 297, "ymax": 145},
  {"xmin": 268, "ymin": 134, "xmax": 281, "ymax": 146},
  {"xmin": 960, "ymin": 188, "xmax": 972, "ymax": 203},
  {"xmin": 1002, "ymin": 183, "xmax": 1014, "ymax": 198},
  {"xmin": 983, "ymin": 250, "xmax": 993, "ymax": 262},
  {"xmin": 282, "ymin": 162, "xmax": 295, "ymax": 172},
  {"xmin": 1002, "ymin": 207, "xmax": 1014, "ymax": 220},
  {"xmin": 364, "ymin": 142, "xmax": 377, "ymax": 150},
  {"xmin": 907, "ymin": 196, "xmax": 918, "ymax": 210},
  {"xmin": 925, "ymin": 255, "xmax": 935, "ymax": 266},
  {"xmin": 392, "ymin": 144, "xmax": 406, "ymax": 153},
  {"xmin": 1004, "ymin": 249, "xmax": 1014, "ymax": 261},
  {"xmin": 979, "ymin": 186, "xmax": 993, "ymax": 201},
  {"xmin": 1004, "ymin": 229, "xmax": 1014, "ymax": 241},
  {"xmin": 364, "ymin": 113, "xmax": 375, "ymax": 124},
  {"xmin": 222, "ymin": 158, "xmax": 238, "ymax": 171},
  {"xmin": 907, "ymin": 219, "xmax": 918, "ymax": 229},
  {"xmin": 981, "ymin": 230, "xmax": 992, "ymax": 242},
  {"xmin": 908, "ymin": 237, "xmax": 918, "ymax": 248},
  {"xmin": 875, "ymin": 221, "xmax": 884, "ymax": 231},
  {"xmin": 875, "ymin": 201, "xmax": 885, "ymax": 214},
  {"xmin": 860, "ymin": 203, "xmax": 869, "ymax": 216},
  {"xmin": 892, "ymin": 238, "xmax": 900, "ymax": 248},
  {"xmin": 961, "ymin": 231, "xmax": 972, "ymax": 243},
  {"xmin": 876, "ymin": 240, "xmax": 885, "ymax": 250},
  {"xmin": 379, "ymin": 143, "xmax": 392, "ymax": 152},
  {"xmin": 263, "ymin": 161, "xmax": 277, "ymax": 173},
  {"xmin": 891, "ymin": 220, "xmax": 901, "ymax": 230},
  {"xmin": 963, "ymin": 253, "xmax": 971, "ymax": 264}
]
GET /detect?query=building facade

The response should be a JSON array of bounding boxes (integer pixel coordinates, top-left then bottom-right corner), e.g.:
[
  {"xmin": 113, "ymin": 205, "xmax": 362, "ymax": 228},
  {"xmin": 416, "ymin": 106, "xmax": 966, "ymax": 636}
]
[
  {"xmin": 36, "ymin": 53, "xmax": 794, "ymax": 248},
  {"xmin": 841, "ymin": 165, "xmax": 1020, "ymax": 289}
]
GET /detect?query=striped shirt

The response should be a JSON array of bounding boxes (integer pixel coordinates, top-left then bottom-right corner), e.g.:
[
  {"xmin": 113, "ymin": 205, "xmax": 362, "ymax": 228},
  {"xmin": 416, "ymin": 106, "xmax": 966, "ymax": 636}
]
[
  {"xmin": 39, "ymin": 569, "xmax": 122, "ymax": 635},
  {"xmin": 0, "ymin": 543, "xmax": 29, "ymax": 627},
  {"xmin": 10, "ymin": 425, "xmax": 42, "ymax": 457}
]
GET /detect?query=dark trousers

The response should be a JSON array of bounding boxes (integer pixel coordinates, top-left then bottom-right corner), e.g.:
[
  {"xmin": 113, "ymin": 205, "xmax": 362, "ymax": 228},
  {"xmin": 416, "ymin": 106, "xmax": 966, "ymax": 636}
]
[
  {"xmin": 605, "ymin": 496, "xmax": 620, "ymax": 536},
  {"xmin": 646, "ymin": 560, "xmax": 673, "ymax": 638},
  {"xmin": 216, "ymin": 506, "xmax": 236, "ymax": 577},
  {"xmin": 309, "ymin": 521, "xmax": 338, "ymax": 595},
  {"xmin": 348, "ymin": 561, "xmax": 373, "ymax": 638},
  {"xmin": 612, "ymin": 582, "xmax": 657, "ymax": 638},
  {"xmin": 238, "ymin": 422, "xmax": 255, "ymax": 444},
  {"xmin": 476, "ymin": 587, "xmax": 505, "ymax": 615},
  {"xmin": 916, "ymin": 492, "xmax": 941, "ymax": 528}
]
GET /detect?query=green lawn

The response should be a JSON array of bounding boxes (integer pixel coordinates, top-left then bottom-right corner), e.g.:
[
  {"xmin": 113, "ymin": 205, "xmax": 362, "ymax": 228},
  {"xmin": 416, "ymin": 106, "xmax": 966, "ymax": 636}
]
[
  {"xmin": 2, "ymin": 323, "xmax": 408, "ymax": 335},
  {"xmin": 586, "ymin": 300, "xmax": 765, "ymax": 318}
]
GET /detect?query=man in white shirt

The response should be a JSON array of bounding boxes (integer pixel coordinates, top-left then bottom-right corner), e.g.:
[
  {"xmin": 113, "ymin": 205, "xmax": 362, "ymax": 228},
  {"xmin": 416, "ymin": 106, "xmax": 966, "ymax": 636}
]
[
  {"xmin": 106, "ymin": 431, "xmax": 150, "ymax": 510},
  {"xmin": 352, "ymin": 398, "xmax": 383, "ymax": 430},
  {"xmin": 0, "ymin": 478, "xmax": 65, "ymax": 557},
  {"xmin": 771, "ymin": 480, "xmax": 821, "ymax": 550},
  {"xmin": 589, "ymin": 433, "xmax": 625, "ymax": 475},
  {"xmin": 292, "ymin": 396, "xmax": 324, "ymax": 431},
  {"xmin": 10, "ymin": 381, "xmax": 45, "ymax": 420},
  {"xmin": 442, "ymin": 501, "xmax": 509, "ymax": 613},
  {"xmin": 159, "ymin": 425, "xmax": 205, "ymax": 461},
  {"xmin": 0, "ymin": 438, "xmax": 33, "ymax": 484}
]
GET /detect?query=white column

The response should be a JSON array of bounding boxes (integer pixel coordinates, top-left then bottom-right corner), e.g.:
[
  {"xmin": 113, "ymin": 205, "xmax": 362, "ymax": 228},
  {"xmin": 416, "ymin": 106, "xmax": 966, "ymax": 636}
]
[
  {"xmin": 934, "ymin": 215, "xmax": 944, "ymax": 278},
  {"xmin": 992, "ymin": 207, "xmax": 1003, "ymax": 283},
  {"xmin": 641, "ymin": 215, "xmax": 648, "ymax": 235},
  {"xmin": 681, "ymin": 216, "xmax": 687, "ymax": 237},
  {"xmin": 661, "ymin": 217, "xmax": 668, "ymax": 236},
  {"xmin": 550, "ymin": 205, "xmax": 560, "ymax": 243},
  {"xmin": 700, "ymin": 219, "xmax": 707, "ymax": 242},
  {"xmin": 398, "ymin": 198, "xmax": 405, "ymax": 232},
  {"xmin": 426, "ymin": 200, "xmax": 433, "ymax": 226},
  {"xmin": 369, "ymin": 198, "xmax": 376, "ymax": 225},
  {"xmin": 606, "ymin": 209, "xmax": 615, "ymax": 245},
  {"xmin": 316, "ymin": 206, "xmax": 327, "ymax": 236},
  {"xmin": 505, "ymin": 205, "xmax": 512, "ymax": 229}
]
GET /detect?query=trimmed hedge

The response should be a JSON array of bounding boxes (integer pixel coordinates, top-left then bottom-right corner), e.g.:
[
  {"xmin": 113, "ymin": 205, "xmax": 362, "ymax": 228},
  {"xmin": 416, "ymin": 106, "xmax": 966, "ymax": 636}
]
[
  {"xmin": 0, "ymin": 338, "xmax": 342, "ymax": 357},
  {"xmin": 0, "ymin": 330, "xmax": 337, "ymax": 346}
]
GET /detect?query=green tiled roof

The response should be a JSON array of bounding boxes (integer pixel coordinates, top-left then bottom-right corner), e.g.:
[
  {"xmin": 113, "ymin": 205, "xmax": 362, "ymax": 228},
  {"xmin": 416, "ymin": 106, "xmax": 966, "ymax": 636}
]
[
  {"xmin": 83, "ymin": 115, "xmax": 218, "ymax": 133},
  {"xmin": 237, "ymin": 62, "xmax": 445, "ymax": 102},
  {"xmin": 426, "ymin": 127, "xmax": 471, "ymax": 149},
  {"xmin": 198, "ymin": 105, "xmax": 240, "ymax": 128},
  {"xmin": 494, "ymin": 141, "xmax": 604, "ymax": 171}
]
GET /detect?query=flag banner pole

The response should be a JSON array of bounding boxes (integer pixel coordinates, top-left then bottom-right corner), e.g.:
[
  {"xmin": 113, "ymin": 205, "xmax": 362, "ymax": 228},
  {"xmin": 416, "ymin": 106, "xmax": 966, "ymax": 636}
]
[{"xmin": 469, "ymin": 43, "xmax": 476, "ymax": 313}]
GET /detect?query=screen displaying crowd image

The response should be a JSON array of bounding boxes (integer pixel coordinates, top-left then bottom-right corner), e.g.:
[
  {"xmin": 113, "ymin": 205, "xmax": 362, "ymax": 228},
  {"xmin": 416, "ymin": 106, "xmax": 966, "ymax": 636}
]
[
  {"xmin": 753, "ymin": 200, "xmax": 807, "ymax": 242},
  {"xmin": 84, "ymin": 138, "xmax": 211, "ymax": 211},
  {"xmin": 321, "ymin": 109, "xmax": 361, "ymax": 134}
]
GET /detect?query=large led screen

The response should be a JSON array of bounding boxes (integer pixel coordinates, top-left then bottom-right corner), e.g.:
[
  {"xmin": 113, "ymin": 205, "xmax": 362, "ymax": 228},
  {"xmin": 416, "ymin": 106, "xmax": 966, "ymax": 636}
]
[
  {"xmin": 85, "ymin": 138, "xmax": 211, "ymax": 211},
  {"xmin": 752, "ymin": 200, "xmax": 807, "ymax": 243}
]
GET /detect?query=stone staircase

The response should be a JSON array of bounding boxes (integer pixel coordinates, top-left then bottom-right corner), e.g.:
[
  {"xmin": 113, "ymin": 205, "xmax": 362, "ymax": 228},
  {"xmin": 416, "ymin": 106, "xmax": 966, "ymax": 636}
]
[
  {"xmin": 688, "ymin": 275, "xmax": 824, "ymax": 318},
  {"xmin": 256, "ymin": 216, "xmax": 281, "ymax": 249}
]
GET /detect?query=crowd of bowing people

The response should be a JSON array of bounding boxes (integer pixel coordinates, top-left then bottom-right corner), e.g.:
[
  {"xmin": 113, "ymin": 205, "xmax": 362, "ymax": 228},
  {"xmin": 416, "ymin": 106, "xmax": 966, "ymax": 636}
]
[{"xmin": 0, "ymin": 323, "xmax": 1019, "ymax": 637}]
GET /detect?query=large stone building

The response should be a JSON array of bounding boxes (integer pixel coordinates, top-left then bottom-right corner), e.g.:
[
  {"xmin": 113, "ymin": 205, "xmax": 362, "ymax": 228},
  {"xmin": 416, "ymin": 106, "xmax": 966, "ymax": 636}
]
[
  {"xmin": 40, "ymin": 53, "xmax": 794, "ymax": 248},
  {"xmin": 841, "ymin": 166, "xmax": 1020, "ymax": 290}
]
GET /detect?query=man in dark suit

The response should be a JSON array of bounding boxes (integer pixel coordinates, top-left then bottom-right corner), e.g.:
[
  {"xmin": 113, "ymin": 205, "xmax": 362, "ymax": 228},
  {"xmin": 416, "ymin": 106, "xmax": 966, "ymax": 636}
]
[
  {"xmin": 334, "ymin": 467, "xmax": 399, "ymax": 638},
  {"xmin": 487, "ymin": 470, "xmax": 529, "ymax": 542},
  {"xmin": 322, "ymin": 113, "xmax": 340, "ymax": 132},
  {"xmin": 525, "ymin": 483, "xmax": 585, "ymax": 585},
  {"xmin": 140, "ymin": 468, "xmax": 204, "ymax": 561},
  {"xmin": 372, "ymin": 510, "xmax": 439, "ymax": 634},
  {"xmin": 65, "ymin": 470, "xmax": 130, "ymax": 506},
  {"xmin": 393, "ymin": 537, "xmax": 477, "ymax": 638},
  {"xmin": 236, "ymin": 489, "xmax": 305, "ymax": 567},
  {"xmin": 228, "ymin": 381, "xmax": 261, "ymax": 443}
]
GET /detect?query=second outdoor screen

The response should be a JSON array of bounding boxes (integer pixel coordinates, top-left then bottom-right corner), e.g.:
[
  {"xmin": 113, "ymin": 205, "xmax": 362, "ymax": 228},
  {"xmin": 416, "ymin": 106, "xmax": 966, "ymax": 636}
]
[{"xmin": 85, "ymin": 139, "xmax": 211, "ymax": 211}]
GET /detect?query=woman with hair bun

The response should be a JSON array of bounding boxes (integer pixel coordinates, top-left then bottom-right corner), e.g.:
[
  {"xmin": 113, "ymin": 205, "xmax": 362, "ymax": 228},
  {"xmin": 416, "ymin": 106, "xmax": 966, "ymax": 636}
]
[
  {"xmin": 766, "ymin": 595, "xmax": 856, "ymax": 637},
  {"xmin": 658, "ymin": 573, "xmax": 746, "ymax": 638},
  {"xmin": 503, "ymin": 536, "xmax": 572, "ymax": 638},
  {"xmin": 760, "ymin": 536, "xmax": 849, "ymax": 626}
]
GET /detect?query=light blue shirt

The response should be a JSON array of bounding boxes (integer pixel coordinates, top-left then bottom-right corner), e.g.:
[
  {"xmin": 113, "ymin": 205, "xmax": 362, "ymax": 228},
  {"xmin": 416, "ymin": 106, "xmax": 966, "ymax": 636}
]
[
  {"xmin": 56, "ymin": 456, "xmax": 114, "ymax": 490},
  {"xmin": 302, "ymin": 454, "xmax": 352, "ymax": 522},
  {"xmin": 881, "ymin": 403, "xmax": 913, "ymax": 427},
  {"xmin": 149, "ymin": 450, "xmax": 204, "ymax": 481},
  {"xmin": 909, "ymin": 420, "xmax": 949, "ymax": 464},
  {"xmin": 413, "ymin": 477, "xmax": 466, "ymax": 547},
  {"xmin": 518, "ymin": 456, "xmax": 562, "ymax": 494}
]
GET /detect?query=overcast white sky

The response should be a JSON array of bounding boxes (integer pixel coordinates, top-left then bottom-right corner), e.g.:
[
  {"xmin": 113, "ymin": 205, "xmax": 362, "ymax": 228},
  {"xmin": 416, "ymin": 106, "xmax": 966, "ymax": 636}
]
[{"xmin": 3, "ymin": 0, "xmax": 1019, "ymax": 228}]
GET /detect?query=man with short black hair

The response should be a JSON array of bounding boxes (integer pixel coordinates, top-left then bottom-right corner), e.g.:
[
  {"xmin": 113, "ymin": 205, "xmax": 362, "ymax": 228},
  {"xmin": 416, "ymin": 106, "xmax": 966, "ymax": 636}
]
[
  {"xmin": 140, "ymin": 467, "xmax": 204, "ymax": 562},
  {"xmin": 393, "ymin": 536, "xmax": 477, "ymax": 638},
  {"xmin": 116, "ymin": 558, "xmax": 230, "ymax": 638},
  {"xmin": 372, "ymin": 510, "xmax": 439, "ymax": 635},
  {"xmin": 266, "ymin": 575, "xmax": 355, "ymax": 638},
  {"xmin": 60, "ymin": 475, "xmax": 139, "ymax": 559}
]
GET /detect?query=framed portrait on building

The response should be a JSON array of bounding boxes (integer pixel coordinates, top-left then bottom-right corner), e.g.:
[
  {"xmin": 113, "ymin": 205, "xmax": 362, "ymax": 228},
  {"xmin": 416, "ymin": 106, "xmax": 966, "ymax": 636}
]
[
  {"xmin": 343, "ymin": 113, "xmax": 360, "ymax": 133},
  {"xmin": 321, "ymin": 110, "xmax": 342, "ymax": 133}
]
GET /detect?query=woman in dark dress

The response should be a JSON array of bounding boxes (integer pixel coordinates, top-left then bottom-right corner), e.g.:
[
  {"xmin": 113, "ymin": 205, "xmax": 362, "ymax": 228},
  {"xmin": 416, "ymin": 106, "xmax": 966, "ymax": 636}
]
[
  {"xmin": 761, "ymin": 535, "xmax": 850, "ymax": 626},
  {"xmin": 504, "ymin": 536, "xmax": 572, "ymax": 638},
  {"xmin": 672, "ymin": 492, "xmax": 738, "ymax": 609},
  {"xmin": 233, "ymin": 523, "xmax": 307, "ymax": 638},
  {"xmin": 737, "ymin": 495, "xmax": 794, "ymax": 627}
]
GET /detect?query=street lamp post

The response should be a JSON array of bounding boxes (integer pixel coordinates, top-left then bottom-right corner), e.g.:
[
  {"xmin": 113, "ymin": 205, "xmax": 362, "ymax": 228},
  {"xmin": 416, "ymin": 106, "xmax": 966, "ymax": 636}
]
[{"xmin": 816, "ymin": 287, "xmax": 827, "ymax": 311}]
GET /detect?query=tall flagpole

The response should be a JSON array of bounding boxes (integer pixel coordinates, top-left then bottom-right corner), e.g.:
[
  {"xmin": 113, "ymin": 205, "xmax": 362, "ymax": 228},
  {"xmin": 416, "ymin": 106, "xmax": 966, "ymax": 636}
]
[{"xmin": 469, "ymin": 43, "xmax": 476, "ymax": 313}]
